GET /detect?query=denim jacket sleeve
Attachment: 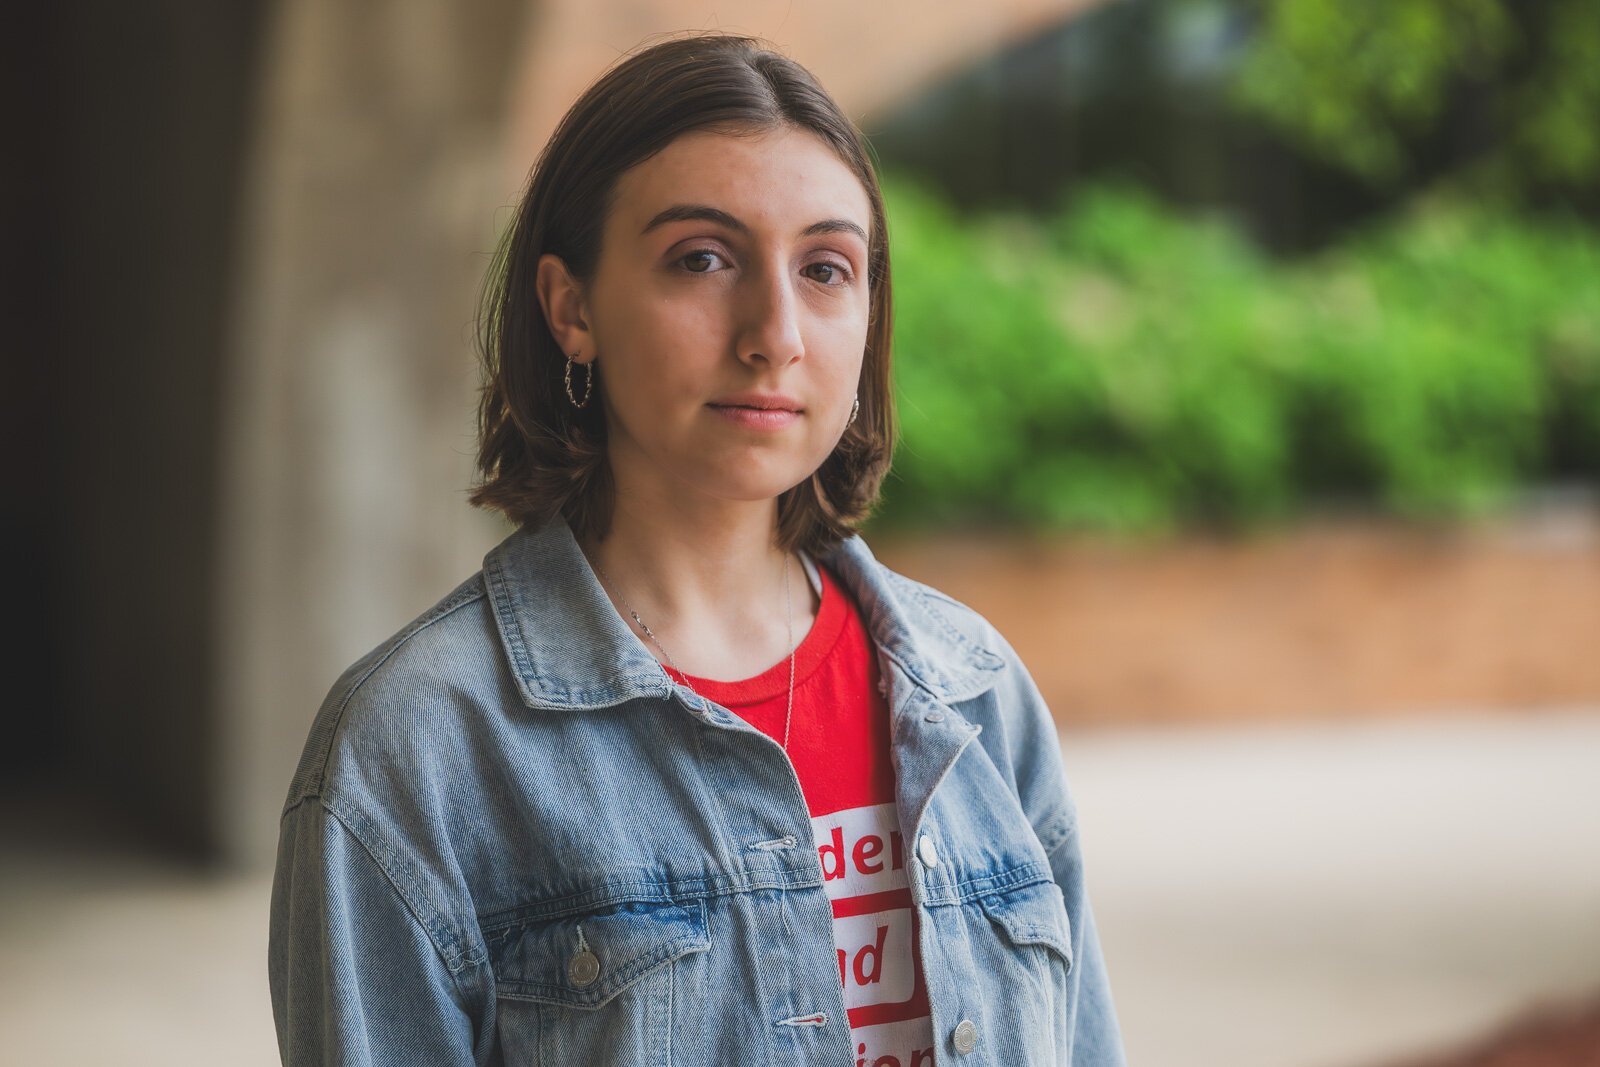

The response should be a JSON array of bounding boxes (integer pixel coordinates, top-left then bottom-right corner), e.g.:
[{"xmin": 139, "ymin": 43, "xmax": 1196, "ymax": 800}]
[
  {"xmin": 980, "ymin": 624, "xmax": 1129, "ymax": 1067},
  {"xmin": 268, "ymin": 796, "xmax": 490, "ymax": 1065}
]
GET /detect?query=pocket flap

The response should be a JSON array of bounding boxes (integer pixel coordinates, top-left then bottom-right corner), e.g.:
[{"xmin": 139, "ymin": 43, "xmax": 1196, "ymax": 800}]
[
  {"xmin": 977, "ymin": 879, "xmax": 1074, "ymax": 971},
  {"xmin": 489, "ymin": 898, "xmax": 711, "ymax": 1009}
]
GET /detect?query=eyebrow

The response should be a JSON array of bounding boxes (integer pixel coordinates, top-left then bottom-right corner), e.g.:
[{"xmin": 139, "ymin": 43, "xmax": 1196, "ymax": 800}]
[{"xmin": 640, "ymin": 204, "xmax": 869, "ymax": 246}]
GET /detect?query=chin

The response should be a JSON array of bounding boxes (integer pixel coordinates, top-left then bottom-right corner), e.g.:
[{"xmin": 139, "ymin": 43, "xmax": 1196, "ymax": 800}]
[
  {"xmin": 676, "ymin": 444, "xmax": 831, "ymax": 503},
  {"xmin": 695, "ymin": 468, "xmax": 815, "ymax": 504}
]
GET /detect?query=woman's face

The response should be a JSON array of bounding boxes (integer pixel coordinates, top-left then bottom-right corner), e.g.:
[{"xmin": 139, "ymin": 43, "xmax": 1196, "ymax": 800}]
[{"xmin": 554, "ymin": 125, "xmax": 873, "ymax": 509}]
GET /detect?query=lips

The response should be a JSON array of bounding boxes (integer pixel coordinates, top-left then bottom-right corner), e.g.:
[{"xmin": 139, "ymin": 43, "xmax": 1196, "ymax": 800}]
[
  {"xmin": 707, "ymin": 404, "xmax": 801, "ymax": 430},
  {"xmin": 708, "ymin": 391, "xmax": 804, "ymax": 412}
]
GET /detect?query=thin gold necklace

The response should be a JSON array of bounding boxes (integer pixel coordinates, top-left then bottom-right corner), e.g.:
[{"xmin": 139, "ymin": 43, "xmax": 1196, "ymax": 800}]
[{"xmin": 589, "ymin": 553, "xmax": 798, "ymax": 751}]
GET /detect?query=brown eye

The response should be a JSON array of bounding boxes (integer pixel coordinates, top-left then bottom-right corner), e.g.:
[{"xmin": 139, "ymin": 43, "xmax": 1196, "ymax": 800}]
[
  {"xmin": 679, "ymin": 249, "xmax": 725, "ymax": 273},
  {"xmin": 805, "ymin": 261, "xmax": 849, "ymax": 285}
]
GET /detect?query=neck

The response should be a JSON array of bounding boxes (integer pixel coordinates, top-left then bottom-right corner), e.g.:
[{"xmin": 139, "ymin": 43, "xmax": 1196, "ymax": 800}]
[{"xmin": 574, "ymin": 487, "xmax": 818, "ymax": 674}]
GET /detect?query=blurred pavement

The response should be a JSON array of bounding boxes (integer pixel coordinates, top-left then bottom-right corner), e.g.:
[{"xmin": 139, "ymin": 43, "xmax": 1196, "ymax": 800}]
[
  {"xmin": 3, "ymin": 707, "xmax": 1598, "ymax": 1066},
  {"xmin": 1072, "ymin": 706, "xmax": 1600, "ymax": 1067}
]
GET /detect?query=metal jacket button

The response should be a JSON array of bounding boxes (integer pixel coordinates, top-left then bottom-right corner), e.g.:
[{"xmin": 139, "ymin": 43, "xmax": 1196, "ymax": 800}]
[
  {"xmin": 567, "ymin": 948, "xmax": 601, "ymax": 988},
  {"xmin": 917, "ymin": 833, "xmax": 939, "ymax": 868},
  {"xmin": 952, "ymin": 1018, "xmax": 978, "ymax": 1054}
]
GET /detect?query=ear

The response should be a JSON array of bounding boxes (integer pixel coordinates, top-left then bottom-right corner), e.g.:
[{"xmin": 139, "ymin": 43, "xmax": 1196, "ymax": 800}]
[{"xmin": 535, "ymin": 253, "xmax": 593, "ymax": 361}]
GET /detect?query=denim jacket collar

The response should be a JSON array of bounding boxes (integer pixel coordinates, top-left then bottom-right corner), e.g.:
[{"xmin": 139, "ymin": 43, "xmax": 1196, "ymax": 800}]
[{"xmin": 482, "ymin": 513, "xmax": 1005, "ymax": 713}]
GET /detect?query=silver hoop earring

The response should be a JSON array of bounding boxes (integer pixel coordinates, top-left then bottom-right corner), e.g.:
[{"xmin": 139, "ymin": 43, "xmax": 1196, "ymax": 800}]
[
  {"xmin": 845, "ymin": 394, "xmax": 859, "ymax": 428},
  {"xmin": 565, "ymin": 355, "xmax": 593, "ymax": 409}
]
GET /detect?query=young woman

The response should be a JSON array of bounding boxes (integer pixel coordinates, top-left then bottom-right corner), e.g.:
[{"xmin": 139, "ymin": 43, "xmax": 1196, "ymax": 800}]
[{"xmin": 269, "ymin": 32, "xmax": 1126, "ymax": 1067}]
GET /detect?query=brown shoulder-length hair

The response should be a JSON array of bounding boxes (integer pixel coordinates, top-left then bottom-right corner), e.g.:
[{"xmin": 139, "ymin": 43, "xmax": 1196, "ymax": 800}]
[{"xmin": 469, "ymin": 32, "xmax": 896, "ymax": 556}]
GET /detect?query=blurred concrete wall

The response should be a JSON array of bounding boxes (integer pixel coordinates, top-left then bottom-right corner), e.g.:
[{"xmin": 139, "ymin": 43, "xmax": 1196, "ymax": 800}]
[{"xmin": 218, "ymin": 0, "xmax": 525, "ymax": 869}]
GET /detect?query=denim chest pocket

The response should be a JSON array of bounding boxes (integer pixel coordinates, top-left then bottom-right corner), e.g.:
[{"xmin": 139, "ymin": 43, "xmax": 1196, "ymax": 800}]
[
  {"xmin": 978, "ymin": 879, "xmax": 1074, "ymax": 972},
  {"xmin": 968, "ymin": 879, "xmax": 1076, "ymax": 1061},
  {"xmin": 486, "ymin": 898, "xmax": 711, "ymax": 1066}
]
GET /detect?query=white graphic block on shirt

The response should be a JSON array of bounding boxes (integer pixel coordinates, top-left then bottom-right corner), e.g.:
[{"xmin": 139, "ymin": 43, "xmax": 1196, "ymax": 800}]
[
  {"xmin": 813, "ymin": 801, "xmax": 909, "ymax": 897},
  {"xmin": 811, "ymin": 801, "xmax": 922, "ymax": 1017},
  {"xmin": 852, "ymin": 1018, "xmax": 938, "ymax": 1067},
  {"xmin": 834, "ymin": 910, "xmax": 917, "ymax": 1007}
]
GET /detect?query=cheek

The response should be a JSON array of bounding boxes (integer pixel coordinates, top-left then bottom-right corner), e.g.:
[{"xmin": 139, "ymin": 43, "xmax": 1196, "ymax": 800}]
[
  {"xmin": 595, "ymin": 278, "xmax": 729, "ymax": 359},
  {"xmin": 808, "ymin": 312, "xmax": 869, "ymax": 377},
  {"xmin": 813, "ymin": 284, "xmax": 870, "ymax": 341}
]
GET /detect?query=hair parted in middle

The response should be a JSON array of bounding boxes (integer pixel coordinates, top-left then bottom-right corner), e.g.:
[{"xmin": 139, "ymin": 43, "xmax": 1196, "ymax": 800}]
[{"xmin": 469, "ymin": 31, "xmax": 896, "ymax": 557}]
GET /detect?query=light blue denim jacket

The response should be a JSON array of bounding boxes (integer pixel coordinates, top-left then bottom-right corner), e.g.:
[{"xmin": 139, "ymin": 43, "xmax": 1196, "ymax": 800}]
[{"xmin": 269, "ymin": 513, "xmax": 1127, "ymax": 1065}]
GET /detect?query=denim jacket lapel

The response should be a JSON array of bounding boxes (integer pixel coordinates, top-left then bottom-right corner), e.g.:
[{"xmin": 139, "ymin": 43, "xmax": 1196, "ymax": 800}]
[
  {"xmin": 482, "ymin": 513, "xmax": 1007, "ymax": 716},
  {"xmin": 481, "ymin": 514, "xmax": 672, "ymax": 712}
]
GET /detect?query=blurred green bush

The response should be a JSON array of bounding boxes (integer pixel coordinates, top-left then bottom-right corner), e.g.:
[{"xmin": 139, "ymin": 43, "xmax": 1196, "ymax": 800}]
[
  {"xmin": 877, "ymin": 175, "xmax": 1600, "ymax": 534},
  {"xmin": 1233, "ymin": 0, "xmax": 1600, "ymax": 200}
]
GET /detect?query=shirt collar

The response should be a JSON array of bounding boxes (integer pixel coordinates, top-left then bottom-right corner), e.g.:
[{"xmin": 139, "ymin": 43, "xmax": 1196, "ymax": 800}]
[{"xmin": 482, "ymin": 512, "xmax": 1005, "ymax": 712}]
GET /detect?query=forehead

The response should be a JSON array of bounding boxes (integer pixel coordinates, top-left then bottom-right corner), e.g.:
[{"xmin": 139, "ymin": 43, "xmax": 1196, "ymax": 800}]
[{"xmin": 608, "ymin": 126, "xmax": 873, "ymax": 242}]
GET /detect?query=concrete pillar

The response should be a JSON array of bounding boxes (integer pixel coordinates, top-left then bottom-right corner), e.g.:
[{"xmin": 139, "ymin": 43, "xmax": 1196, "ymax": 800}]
[{"xmin": 219, "ymin": 0, "xmax": 525, "ymax": 869}]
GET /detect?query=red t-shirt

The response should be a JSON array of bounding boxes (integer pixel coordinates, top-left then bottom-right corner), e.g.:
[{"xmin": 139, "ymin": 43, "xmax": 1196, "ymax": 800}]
[{"xmin": 667, "ymin": 557, "xmax": 938, "ymax": 1067}]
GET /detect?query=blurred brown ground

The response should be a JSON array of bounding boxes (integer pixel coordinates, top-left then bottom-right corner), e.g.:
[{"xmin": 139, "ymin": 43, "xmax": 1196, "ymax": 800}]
[
  {"xmin": 1384, "ymin": 996, "xmax": 1600, "ymax": 1067},
  {"xmin": 876, "ymin": 503, "xmax": 1600, "ymax": 728}
]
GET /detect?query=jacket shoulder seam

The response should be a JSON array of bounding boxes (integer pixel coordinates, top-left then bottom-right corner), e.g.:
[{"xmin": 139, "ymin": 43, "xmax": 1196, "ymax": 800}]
[
  {"xmin": 286, "ymin": 578, "xmax": 487, "ymax": 810},
  {"xmin": 319, "ymin": 794, "xmax": 487, "ymax": 980},
  {"xmin": 879, "ymin": 566, "xmax": 1005, "ymax": 666},
  {"xmin": 1036, "ymin": 804, "xmax": 1080, "ymax": 858}
]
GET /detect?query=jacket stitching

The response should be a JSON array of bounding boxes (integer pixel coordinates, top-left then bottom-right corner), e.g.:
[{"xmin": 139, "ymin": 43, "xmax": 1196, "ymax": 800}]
[
  {"xmin": 492, "ymin": 900, "xmax": 709, "ymax": 1006},
  {"xmin": 479, "ymin": 871, "xmax": 817, "ymax": 932},
  {"xmin": 321, "ymin": 796, "xmax": 486, "ymax": 976},
  {"xmin": 884, "ymin": 569, "xmax": 1006, "ymax": 669},
  {"xmin": 1036, "ymin": 806, "xmax": 1080, "ymax": 858},
  {"xmin": 478, "ymin": 857, "xmax": 1053, "ymax": 935},
  {"xmin": 289, "ymin": 580, "xmax": 486, "ymax": 808},
  {"xmin": 920, "ymin": 861, "xmax": 1055, "ymax": 903},
  {"xmin": 484, "ymin": 556, "xmax": 538, "ymax": 693}
]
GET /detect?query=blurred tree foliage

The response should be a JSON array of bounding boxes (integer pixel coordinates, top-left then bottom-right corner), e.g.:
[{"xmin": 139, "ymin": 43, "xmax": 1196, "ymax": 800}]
[
  {"xmin": 1233, "ymin": 0, "xmax": 1600, "ymax": 203},
  {"xmin": 875, "ymin": 174, "xmax": 1600, "ymax": 534}
]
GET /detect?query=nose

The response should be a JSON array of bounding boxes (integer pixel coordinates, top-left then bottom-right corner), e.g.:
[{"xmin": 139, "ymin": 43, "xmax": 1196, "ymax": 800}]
[{"xmin": 735, "ymin": 259, "xmax": 804, "ymax": 368}]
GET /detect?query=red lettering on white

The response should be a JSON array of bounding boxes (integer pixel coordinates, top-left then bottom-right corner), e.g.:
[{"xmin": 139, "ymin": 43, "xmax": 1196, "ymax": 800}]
[
  {"xmin": 854, "ymin": 833, "xmax": 884, "ymax": 874},
  {"xmin": 853, "ymin": 923, "xmax": 888, "ymax": 986},
  {"xmin": 814, "ymin": 805, "xmax": 933, "ymax": 1055},
  {"xmin": 852, "ymin": 1016, "xmax": 936, "ymax": 1067},
  {"xmin": 812, "ymin": 804, "xmax": 909, "ymax": 897},
  {"xmin": 820, "ymin": 824, "xmax": 847, "ymax": 881}
]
